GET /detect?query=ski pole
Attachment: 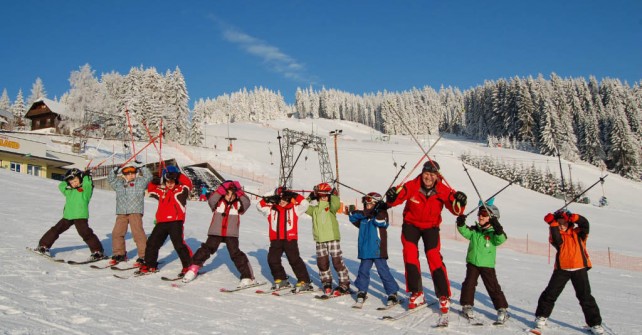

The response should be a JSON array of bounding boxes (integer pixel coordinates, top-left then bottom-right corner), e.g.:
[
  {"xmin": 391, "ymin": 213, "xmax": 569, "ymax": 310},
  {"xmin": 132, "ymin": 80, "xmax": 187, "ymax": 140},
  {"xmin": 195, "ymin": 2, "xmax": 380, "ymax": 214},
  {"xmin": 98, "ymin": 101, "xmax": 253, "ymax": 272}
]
[
  {"xmin": 557, "ymin": 175, "xmax": 608, "ymax": 211},
  {"xmin": 386, "ymin": 162, "xmax": 407, "ymax": 192},
  {"xmin": 397, "ymin": 132, "xmax": 444, "ymax": 188},
  {"xmin": 333, "ymin": 180, "xmax": 367, "ymax": 196},
  {"xmin": 386, "ymin": 101, "xmax": 453, "ymax": 190},
  {"xmin": 119, "ymin": 134, "xmax": 161, "ymax": 168},
  {"xmin": 125, "ymin": 107, "xmax": 137, "ymax": 155},
  {"xmin": 87, "ymin": 152, "xmax": 118, "ymax": 171},
  {"xmin": 461, "ymin": 163, "xmax": 492, "ymax": 217},
  {"xmin": 465, "ymin": 180, "xmax": 514, "ymax": 216}
]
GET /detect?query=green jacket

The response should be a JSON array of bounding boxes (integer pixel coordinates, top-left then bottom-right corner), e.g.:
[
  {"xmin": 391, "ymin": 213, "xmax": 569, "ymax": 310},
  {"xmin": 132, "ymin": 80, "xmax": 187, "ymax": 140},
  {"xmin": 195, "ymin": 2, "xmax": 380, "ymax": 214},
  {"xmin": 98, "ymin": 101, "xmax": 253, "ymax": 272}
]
[
  {"xmin": 457, "ymin": 222, "xmax": 507, "ymax": 268},
  {"xmin": 58, "ymin": 175, "xmax": 93, "ymax": 219},
  {"xmin": 305, "ymin": 194, "xmax": 341, "ymax": 242}
]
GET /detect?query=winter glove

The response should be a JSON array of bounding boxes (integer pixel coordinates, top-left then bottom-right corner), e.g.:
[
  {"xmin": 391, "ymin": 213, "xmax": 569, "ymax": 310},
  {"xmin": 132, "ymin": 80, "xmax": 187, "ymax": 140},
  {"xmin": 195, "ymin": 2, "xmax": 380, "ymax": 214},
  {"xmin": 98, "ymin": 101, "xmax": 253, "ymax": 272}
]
[
  {"xmin": 385, "ymin": 187, "xmax": 399, "ymax": 202},
  {"xmin": 544, "ymin": 213, "xmax": 555, "ymax": 224},
  {"xmin": 489, "ymin": 217, "xmax": 504, "ymax": 235},
  {"xmin": 308, "ymin": 192, "xmax": 318, "ymax": 201},
  {"xmin": 113, "ymin": 166, "xmax": 120, "ymax": 173},
  {"xmin": 375, "ymin": 210, "xmax": 387, "ymax": 221},
  {"xmin": 453, "ymin": 191, "xmax": 467, "ymax": 207},
  {"xmin": 374, "ymin": 201, "xmax": 388, "ymax": 212},
  {"xmin": 456, "ymin": 215, "xmax": 467, "ymax": 227},
  {"xmin": 348, "ymin": 204, "xmax": 356, "ymax": 214},
  {"xmin": 83, "ymin": 169, "xmax": 92, "ymax": 178},
  {"xmin": 264, "ymin": 195, "xmax": 280, "ymax": 204}
]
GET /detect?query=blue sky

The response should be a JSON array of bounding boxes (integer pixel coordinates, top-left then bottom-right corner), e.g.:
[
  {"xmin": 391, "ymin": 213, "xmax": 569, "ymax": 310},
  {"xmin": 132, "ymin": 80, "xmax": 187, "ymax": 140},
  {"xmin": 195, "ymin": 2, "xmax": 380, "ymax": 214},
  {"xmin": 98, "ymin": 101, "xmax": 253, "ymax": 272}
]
[{"xmin": 1, "ymin": 1, "xmax": 640, "ymax": 105}]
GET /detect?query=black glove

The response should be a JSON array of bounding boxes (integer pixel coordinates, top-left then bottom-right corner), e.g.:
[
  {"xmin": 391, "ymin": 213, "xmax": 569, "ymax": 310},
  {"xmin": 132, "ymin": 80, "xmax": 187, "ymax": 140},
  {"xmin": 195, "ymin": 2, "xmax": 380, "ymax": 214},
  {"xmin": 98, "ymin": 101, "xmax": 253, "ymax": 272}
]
[
  {"xmin": 283, "ymin": 191, "xmax": 297, "ymax": 199},
  {"xmin": 386, "ymin": 187, "xmax": 398, "ymax": 202},
  {"xmin": 348, "ymin": 204, "xmax": 356, "ymax": 213},
  {"xmin": 489, "ymin": 217, "xmax": 504, "ymax": 235},
  {"xmin": 83, "ymin": 169, "xmax": 92, "ymax": 178},
  {"xmin": 151, "ymin": 176, "xmax": 161, "ymax": 185},
  {"xmin": 374, "ymin": 201, "xmax": 388, "ymax": 212},
  {"xmin": 453, "ymin": 191, "xmax": 467, "ymax": 207},
  {"xmin": 113, "ymin": 166, "xmax": 120, "ymax": 173},
  {"xmin": 308, "ymin": 192, "xmax": 318, "ymax": 201},
  {"xmin": 456, "ymin": 215, "xmax": 467, "ymax": 227},
  {"xmin": 264, "ymin": 195, "xmax": 280, "ymax": 204}
]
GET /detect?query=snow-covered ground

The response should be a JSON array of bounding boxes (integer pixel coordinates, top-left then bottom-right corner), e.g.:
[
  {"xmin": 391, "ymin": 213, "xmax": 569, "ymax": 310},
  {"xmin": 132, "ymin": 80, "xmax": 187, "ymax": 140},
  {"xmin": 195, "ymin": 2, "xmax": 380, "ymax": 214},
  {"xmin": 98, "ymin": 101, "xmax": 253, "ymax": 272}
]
[{"xmin": 1, "ymin": 118, "xmax": 640, "ymax": 334}]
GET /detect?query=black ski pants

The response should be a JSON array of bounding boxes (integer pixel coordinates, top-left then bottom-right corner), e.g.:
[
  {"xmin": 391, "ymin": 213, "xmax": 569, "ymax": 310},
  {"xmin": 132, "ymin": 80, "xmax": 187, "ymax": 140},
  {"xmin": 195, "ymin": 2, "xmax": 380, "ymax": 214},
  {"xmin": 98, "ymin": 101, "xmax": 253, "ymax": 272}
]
[
  {"xmin": 39, "ymin": 218, "xmax": 103, "ymax": 253},
  {"xmin": 460, "ymin": 263, "xmax": 508, "ymax": 309},
  {"xmin": 191, "ymin": 235, "xmax": 253, "ymax": 279},
  {"xmin": 536, "ymin": 268, "xmax": 602, "ymax": 327},
  {"xmin": 144, "ymin": 220, "xmax": 193, "ymax": 269},
  {"xmin": 267, "ymin": 239, "xmax": 310, "ymax": 283}
]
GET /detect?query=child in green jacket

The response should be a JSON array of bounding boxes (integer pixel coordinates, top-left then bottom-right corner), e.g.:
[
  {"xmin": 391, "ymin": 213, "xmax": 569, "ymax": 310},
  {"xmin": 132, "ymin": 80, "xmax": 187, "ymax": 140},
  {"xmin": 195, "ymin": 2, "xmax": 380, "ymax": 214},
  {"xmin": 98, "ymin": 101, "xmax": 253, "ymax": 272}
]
[
  {"xmin": 36, "ymin": 168, "xmax": 105, "ymax": 260},
  {"xmin": 305, "ymin": 182, "xmax": 350, "ymax": 296},
  {"xmin": 456, "ymin": 200, "xmax": 508, "ymax": 324}
]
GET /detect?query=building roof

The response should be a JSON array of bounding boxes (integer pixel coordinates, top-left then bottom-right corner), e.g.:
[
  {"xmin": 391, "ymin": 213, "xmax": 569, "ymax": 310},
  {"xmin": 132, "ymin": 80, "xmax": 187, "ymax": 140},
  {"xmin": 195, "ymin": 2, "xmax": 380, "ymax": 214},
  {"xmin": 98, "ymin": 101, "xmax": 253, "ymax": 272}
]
[
  {"xmin": 0, "ymin": 108, "xmax": 12, "ymax": 121},
  {"xmin": 24, "ymin": 97, "xmax": 71, "ymax": 118}
]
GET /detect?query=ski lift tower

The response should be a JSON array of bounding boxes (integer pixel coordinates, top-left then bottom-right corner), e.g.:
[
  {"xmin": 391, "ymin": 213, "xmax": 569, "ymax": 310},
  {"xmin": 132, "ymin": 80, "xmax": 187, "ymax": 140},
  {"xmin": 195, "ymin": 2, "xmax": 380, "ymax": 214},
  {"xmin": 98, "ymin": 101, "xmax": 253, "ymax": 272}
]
[{"xmin": 279, "ymin": 128, "xmax": 334, "ymax": 189}]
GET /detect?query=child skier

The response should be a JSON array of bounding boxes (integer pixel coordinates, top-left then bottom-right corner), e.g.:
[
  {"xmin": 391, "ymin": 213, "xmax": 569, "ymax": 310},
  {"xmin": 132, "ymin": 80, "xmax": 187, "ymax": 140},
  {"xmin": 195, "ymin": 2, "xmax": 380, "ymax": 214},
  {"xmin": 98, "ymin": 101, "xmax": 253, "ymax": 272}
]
[
  {"xmin": 456, "ymin": 200, "xmax": 509, "ymax": 324},
  {"xmin": 348, "ymin": 192, "xmax": 399, "ymax": 306},
  {"xmin": 532, "ymin": 209, "xmax": 605, "ymax": 335},
  {"xmin": 36, "ymin": 168, "xmax": 104, "ymax": 260},
  {"xmin": 137, "ymin": 166, "xmax": 194, "ymax": 277},
  {"xmin": 305, "ymin": 182, "xmax": 351, "ymax": 296},
  {"xmin": 107, "ymin": 163, "xmax": 153, "ymax": 266},
  {"xmin": 256, "ymin": 187, "xmax": 312, "ymax": 292},
  {"xmin": 182, "ymin": 180, "xmax": 256, "ymax": 287}
]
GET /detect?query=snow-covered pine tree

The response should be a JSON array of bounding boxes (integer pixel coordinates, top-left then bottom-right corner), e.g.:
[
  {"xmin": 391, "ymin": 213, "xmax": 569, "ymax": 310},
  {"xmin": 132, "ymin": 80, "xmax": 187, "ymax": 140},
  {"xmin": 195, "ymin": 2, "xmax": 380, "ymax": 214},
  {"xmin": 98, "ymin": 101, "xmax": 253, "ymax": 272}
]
[
  {"xmin": 10, "ymin": 90, "xmax": 26, "ymax": 128},
  {"xmin": 27, "ymin": 77, "xmax": 47, "ymax": 106}
]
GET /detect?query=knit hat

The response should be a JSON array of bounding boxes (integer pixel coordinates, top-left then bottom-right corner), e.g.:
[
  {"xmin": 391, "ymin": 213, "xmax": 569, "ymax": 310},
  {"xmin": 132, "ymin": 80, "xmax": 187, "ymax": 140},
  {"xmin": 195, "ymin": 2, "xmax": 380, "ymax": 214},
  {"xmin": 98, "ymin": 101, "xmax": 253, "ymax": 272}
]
[{"xmin": 422, "ymin": 161, "xmax": 440, "ymax": 174}]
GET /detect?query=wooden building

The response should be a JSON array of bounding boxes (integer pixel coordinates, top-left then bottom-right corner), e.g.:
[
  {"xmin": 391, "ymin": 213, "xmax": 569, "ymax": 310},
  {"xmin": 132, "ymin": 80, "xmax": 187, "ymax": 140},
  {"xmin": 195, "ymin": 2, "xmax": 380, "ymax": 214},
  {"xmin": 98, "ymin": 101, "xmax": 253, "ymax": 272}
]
[{"xmin": 24, "ymin": 98, "xmax": 69, "ymax": 132}]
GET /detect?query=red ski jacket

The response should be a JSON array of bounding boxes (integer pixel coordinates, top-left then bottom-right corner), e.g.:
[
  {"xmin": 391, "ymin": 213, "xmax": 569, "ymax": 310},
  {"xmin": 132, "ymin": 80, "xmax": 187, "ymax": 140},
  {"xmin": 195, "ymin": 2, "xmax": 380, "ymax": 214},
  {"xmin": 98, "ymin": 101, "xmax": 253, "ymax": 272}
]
[
  {"xmin": 387, "ymin": 175, "xmax": 463, "ymax": 229},
  {"xmin": 147, "ymin": 174, "xmax": 193, "ymax": 223},
  {"xmin": 256, "ymin": 194, "xmax": 309, "ymax": 241}
]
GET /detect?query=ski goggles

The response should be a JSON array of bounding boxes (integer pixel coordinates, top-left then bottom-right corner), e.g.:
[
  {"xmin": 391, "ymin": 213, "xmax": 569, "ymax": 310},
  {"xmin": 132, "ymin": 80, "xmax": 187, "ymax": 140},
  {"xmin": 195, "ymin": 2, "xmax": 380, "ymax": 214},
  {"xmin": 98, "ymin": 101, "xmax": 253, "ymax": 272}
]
[
  {"xmin": 122, "ymin": 166, "xmax": 137, "ymax": 175},
  {"xmin": 362, "ymin": 194, "xmax": 382, "ymax": 204},
  {"xmin": 477, "ymin": 209, "xmax": 490, "ymax": 217}
]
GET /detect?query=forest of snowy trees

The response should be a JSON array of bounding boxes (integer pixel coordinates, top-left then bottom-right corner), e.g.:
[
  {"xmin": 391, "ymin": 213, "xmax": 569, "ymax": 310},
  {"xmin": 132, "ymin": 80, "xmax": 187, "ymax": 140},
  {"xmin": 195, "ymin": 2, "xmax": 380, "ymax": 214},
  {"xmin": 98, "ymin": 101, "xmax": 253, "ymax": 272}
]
[{"xmin": 2, "ymin": 69, "xmax": 640, "ymax": 180}]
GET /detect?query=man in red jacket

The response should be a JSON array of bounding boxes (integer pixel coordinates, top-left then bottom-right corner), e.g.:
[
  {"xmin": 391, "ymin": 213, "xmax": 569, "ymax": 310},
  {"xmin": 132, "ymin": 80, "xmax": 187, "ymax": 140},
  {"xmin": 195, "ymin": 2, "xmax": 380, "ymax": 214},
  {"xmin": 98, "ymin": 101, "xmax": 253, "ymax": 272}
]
[
  {"xmin": 138, "ymin": 166, "xmax": 194, "ymax": 277},
  {"xmin": 385, "ymin": 160, "xmax": 467, "ymax": 316}
]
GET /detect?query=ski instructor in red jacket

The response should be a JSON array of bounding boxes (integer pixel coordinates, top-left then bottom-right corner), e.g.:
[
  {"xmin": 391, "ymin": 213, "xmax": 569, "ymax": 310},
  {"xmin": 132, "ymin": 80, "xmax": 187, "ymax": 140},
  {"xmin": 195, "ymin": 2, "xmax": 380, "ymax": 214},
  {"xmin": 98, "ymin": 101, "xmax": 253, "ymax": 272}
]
[{"xmin": 385, "ymin": 160, "xmax": 467, "ymax": 315}]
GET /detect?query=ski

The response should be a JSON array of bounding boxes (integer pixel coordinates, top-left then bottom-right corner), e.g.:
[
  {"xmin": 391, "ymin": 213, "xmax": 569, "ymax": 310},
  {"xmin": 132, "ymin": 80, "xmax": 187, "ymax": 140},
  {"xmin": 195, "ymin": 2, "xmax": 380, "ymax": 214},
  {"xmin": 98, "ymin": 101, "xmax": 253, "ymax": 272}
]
[
  {"xmin": 113, "ymin": 270, "xmax": 158, "ymax": 279},
  {"xmin": 525, "ymin": 328, "xmax": 543, "ymax": 335},
  {"xmin": 161, "ymin": 276, "xmax": 183, "ymax": 282},
  {"xmin": 459, "ymin": 310, "xmax": 484, "ymax": 326},
  {"xmin": 376, "ymin": 300, "xmax": 402, "ymax": 311},
  {"xmin": 314, "ymin": 292, "xmax": 352, "ymax": 300},
  {"xmin": 380, "ymin": 300, "xmax": 435, "ymax": 321},
  {"xmin": 352, "ymin": 298, "xmax": 366, "ymax": 309},
  {"xmin": 220, "ymin": 281, "xmax": 266, "ymax": 293},
  {"xmin": 432, "ymin": 314, "xmax": 449, "ymax": 328},
  {"xmin": 111, "ymin": 265, "xmax": 138, "ymax": 271},
  {"xmin": 67, "ymin": 255, "xmax": 109, "ymax": 265},
  {"xmin": 272, "ymin": 288, "xmax": 316, "ymax": 297},
  {"xmin": 90, "ymin": 262, "xmax": 117, "ymax": 269},
  {"xmin": 26, "ymin": 247, "xmax": 64, "ymax": 263}
]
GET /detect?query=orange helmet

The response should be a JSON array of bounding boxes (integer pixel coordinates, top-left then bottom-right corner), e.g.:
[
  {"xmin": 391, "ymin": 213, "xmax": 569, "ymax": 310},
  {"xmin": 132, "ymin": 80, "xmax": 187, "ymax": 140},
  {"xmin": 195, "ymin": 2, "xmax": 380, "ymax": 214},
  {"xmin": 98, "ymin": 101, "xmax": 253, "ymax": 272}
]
[{"xmin": 314, "ymin": 182, "xmax": 332, "ymax": 195}]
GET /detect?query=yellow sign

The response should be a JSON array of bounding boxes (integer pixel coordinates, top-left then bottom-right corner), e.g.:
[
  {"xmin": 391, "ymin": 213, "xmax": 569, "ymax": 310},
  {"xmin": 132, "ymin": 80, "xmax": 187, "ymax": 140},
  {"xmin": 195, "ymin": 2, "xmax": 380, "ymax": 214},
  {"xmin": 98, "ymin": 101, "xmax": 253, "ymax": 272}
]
[{"xmin": 0, "ymin": 138, "xmax": 20, "ymax": 150}]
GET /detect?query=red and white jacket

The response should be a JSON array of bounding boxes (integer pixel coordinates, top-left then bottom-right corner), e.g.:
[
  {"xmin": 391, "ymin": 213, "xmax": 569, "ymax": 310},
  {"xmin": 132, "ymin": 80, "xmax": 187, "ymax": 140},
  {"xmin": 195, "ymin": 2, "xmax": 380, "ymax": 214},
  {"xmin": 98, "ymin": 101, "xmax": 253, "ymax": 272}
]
[
  {"xmin": 147, "ymin": 174, "xmax": 193, "ymax": 223},
  {"xmin": 387, "ymin": 175, "xmax": 463, "ymax": 229},
  {"xmin": 256, "ymin": 194, "xmax": 309, "ymax": 241}
]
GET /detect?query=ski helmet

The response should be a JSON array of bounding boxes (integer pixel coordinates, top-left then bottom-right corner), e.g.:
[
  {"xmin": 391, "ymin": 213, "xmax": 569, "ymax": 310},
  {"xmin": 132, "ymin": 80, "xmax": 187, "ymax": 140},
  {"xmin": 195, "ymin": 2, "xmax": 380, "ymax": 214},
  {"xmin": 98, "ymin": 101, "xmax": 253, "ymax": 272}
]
[
  {"xmin": 162, "ymin": 165, "xmax": 180, "ymax": 183},
  {"xmin": 64, "ymin": 168, "xmax": 83, "ymax": 181},
  {"xmin": 362, "ymin": 192, "xmax": 383, "ymax": 206},
  {"xmin": 314, "ymin": 182, "xmax": 332, "ymax": 195},
  {"xmin": 478, "ymin": 204, "xmax": 500, "ymax": 219}
]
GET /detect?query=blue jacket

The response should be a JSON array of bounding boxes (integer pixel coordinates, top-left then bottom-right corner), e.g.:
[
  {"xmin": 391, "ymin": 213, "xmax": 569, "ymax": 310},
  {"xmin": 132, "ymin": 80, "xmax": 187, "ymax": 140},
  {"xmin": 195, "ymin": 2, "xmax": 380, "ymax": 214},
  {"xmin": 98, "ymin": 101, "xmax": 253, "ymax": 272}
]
[
  {"xmin": 108, "ymin": 166, "xmax": 153, "ymax": 215},
  {"xmin": 349, "ymin": 209, "xmax": 389, "ymax": 259}
]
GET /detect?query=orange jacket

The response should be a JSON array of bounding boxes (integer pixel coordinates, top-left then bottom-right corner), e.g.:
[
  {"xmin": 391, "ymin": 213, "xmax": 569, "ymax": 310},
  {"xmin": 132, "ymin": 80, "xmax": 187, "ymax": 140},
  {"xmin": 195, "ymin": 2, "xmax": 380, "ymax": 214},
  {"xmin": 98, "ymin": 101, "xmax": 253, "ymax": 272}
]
[{"xmin": 549, "ymin": 214, "xmax": 592, "ymax": 270}]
